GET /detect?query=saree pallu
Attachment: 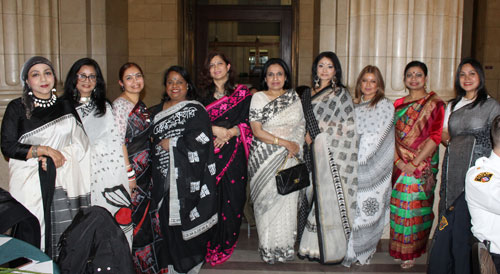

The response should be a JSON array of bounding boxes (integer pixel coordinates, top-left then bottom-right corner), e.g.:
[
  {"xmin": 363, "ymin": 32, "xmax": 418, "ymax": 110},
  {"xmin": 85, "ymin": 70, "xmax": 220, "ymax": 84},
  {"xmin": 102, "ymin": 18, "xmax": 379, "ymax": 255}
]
[
  {"xmin": 151, "ymin": 101, "xmax": 218, "ymax": 273},
  {"xmin": 390, "ymin": 92, "xmax": 444, "ymax": 261},
  {"xmin": 2, "ymin": 98, "xmax": 91, "ymax": 259},
  {"xmin": 248, "ymin": 90, "xmax": 305, "ymax": 264},
  {"xmin": 439, "ymin": 98, "xmax": 500, "ymax": 214},
  {"xmin": 120, "ymin": 100, "xmax": 163, "ymax": 273},
  {"xmin": 342, "ymin": 98, "xmax": 395, "ymax": 266},
  {"xmin": 204, "ymin": 85, "xmax": 253, "ymax": 265},
  {"xmin": 298, "ymin": 86, "xmax": 359, "ymax": 264},
  {"xmin": 77, "ymin": 102, "xmax": 132, "ymax": 248}
]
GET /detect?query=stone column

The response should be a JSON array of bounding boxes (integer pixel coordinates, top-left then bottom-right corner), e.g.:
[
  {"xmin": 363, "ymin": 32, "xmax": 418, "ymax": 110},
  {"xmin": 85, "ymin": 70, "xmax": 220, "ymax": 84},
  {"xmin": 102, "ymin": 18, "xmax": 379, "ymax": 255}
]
[
  {"xmin": 0, "ymin": 0, "xmax": 60, "ymax": 120},
  {"xmin": 319, "ymin": 0, "xmax": 463, "ymax": 101}
]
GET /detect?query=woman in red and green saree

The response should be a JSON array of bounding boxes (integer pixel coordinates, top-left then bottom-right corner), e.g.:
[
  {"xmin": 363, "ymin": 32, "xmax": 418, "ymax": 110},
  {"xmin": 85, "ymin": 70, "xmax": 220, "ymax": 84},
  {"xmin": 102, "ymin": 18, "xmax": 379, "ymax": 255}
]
[
  {"xmin": 390, "ymin": 61, "xmax": 445, "ymax": 269},
  {"xmin": 198, "ymin": 51, "xmax": 253, "ymax": 265}
]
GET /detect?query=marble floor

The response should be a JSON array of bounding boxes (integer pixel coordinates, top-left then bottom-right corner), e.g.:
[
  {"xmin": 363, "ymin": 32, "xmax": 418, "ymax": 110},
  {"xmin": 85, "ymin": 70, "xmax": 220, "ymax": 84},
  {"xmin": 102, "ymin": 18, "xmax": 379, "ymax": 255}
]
[{"xmin": 200, "ymin": 224, "xmax": 427, "ymax": 274}]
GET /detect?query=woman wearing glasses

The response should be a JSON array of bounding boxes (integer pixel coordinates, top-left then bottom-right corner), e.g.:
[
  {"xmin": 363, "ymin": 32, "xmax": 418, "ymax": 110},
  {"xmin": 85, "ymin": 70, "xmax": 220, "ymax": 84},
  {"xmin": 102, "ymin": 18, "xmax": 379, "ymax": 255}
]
[
  {"xmin": 113, "ymin": 63, "xmax": 163, "ymax": 272},
  {"xmin": 63, "ymin": 58, "xmax": 132, "ymax": 247}
]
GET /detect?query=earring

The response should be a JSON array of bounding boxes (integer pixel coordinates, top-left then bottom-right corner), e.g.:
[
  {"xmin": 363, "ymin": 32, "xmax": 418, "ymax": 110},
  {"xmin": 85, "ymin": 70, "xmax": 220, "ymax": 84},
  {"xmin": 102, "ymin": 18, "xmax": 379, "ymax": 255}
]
[
  {"xmin": 51, "ymin": 88, "xmax": 56, "ymax": 93},
  {"xmin": 314, "ymin": 75, "xmax": 320, "ymax": 89},
  {"xmin": 331, "ymin": 76, "xmax": 337, "ymax": 89},
  {"xmin": 120, "ymin": 85, "xmax": 125, "ymax": 91},
  {"xmin": 92, "ymin": 88, "xmax": 96, "ymax": 94},
  {"xmin": 424, "ymin": 83, "xmax": 427, "ymax": 91}
]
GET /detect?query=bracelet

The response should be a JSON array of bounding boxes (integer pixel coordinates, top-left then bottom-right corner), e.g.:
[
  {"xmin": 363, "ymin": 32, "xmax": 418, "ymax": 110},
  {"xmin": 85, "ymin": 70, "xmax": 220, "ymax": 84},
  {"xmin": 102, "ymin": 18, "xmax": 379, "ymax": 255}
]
[
  {"xmin": 31, "ymin": 145, "xmax": 39, "ymax": 158},
  {"xmin": 394, "ymin": 159, "xmax": 401, "ymax": 166},
  {"xmin": 127, "ymin": 170, "xmax": 136, "ymax": 178},
  {"xmin": 410, "ymin": 161, "xmax": 419, "ymax": 168},
  {"xmin": 274, "ymin": 137, "xmax": 279, "ymax": 145},
  {"xmin": 128, "ymin": 175, "xmax": 136, "ymax": 181}
]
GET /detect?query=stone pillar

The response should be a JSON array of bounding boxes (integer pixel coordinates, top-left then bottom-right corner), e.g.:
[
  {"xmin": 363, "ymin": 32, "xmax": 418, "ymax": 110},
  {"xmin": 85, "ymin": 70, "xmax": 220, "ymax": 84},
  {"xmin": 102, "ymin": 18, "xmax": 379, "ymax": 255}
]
[
  {"xmin": 0, "ymin": 0, "xmax": 60, "ymax": 120},
  {"xmin": 319, "ymin": 0, "xmax": 463, "ymax": 101}
]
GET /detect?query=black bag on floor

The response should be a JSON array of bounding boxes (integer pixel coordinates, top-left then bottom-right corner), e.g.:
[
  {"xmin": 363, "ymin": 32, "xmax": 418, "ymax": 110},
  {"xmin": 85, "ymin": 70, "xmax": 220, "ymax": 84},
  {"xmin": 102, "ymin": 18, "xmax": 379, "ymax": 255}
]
[{"xmin": 57, "ymin": 206, "xmax": 134, "ymax": 274}]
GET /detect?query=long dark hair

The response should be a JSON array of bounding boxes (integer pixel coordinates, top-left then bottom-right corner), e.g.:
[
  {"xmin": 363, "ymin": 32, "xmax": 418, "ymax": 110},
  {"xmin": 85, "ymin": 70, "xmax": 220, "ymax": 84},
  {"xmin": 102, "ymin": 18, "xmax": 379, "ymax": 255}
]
[
  {"xmin": 311, "ymin": 51, "xmax": 345, "ymax": 89},
  {"xmin": 162, "ymin": 66, "xmax": 197, "ymax": 102},
  {"xmin": 450, "ymin": 57, "xmax": 488, "ymax": 110},
  {"xmin": 354, "ymin": 65, "xmax": 386, "ymax": 107},
  {"xmin": 259, "ymin": 58, "xmax": 292, "ymax": 91},
  {"xmin": 63, "ymin": 58, "xmax": 107, "ymax": 116},
  {"xmin": 20, "ymin": 56, "xmax": 57, "ymax": 119},
  {"xmin": 198, "ymin": 51, "xmax": 236, "ymax": 99}
]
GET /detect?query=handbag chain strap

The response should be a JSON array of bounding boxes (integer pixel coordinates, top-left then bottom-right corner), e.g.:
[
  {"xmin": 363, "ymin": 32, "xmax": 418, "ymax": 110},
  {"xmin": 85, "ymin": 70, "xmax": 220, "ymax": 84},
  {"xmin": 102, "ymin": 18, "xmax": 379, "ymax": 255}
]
[{"xmin": 276, "ymin": 155, "xmax": 301, "ymax": 174}]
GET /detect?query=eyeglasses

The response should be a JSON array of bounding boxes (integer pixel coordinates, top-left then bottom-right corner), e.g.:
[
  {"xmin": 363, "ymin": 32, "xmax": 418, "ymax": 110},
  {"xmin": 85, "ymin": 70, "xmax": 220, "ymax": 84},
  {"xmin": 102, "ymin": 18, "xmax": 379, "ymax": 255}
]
[{"xmin": 77, "ymin": 74, "xmax": 97, "ymax": 82}]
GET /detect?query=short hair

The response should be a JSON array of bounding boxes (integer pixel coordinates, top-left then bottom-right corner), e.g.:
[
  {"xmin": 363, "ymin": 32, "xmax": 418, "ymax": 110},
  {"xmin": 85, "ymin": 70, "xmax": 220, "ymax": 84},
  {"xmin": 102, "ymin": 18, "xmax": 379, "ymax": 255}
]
[
  {"xmin": 198, "ymin": 51, "xmax": 236, "ymax": 99},
  {"xmin": 63, "ymin": 58, "xmax": 107, "ymax": 116},
  {"xmin": 259, "ymin": 58, "xmax": 291, "ymax": 91},
  {"xmin": 354, "ymin": 65, "xmax": 386, "ymax": 107},
  {"xmin": 311, "ymin": 51, "xmax": 345, "ymax": 88},
  {"xmin": 118, "ymin": 62, "xmax": 144, "ymax": 82},
  {"xmin": 491, "ymin": 115, "xmax": 500, "ymax": 148},
  {"xmin": 450, "ymin": 58, "xmax": 488, "ymax": 110},
  {"xmin": 404, "ymin": 60, "xmax": 428, "ymax": 78},
  {"xmin": 162, "ymin": 66, "xmax": 197, "ymax": 102}
]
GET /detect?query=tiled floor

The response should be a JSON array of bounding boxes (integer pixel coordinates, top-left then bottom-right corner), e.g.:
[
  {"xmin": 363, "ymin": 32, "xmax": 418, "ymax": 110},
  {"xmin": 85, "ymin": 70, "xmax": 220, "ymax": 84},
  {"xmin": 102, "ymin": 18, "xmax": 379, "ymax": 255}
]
[{"xmin": 200, "ymin": 224, "xmax": 427, "ymax": 273}]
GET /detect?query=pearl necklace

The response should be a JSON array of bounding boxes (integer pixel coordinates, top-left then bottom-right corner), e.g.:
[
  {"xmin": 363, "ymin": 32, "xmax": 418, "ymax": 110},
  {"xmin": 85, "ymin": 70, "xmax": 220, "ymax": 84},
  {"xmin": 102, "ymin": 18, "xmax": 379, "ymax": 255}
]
[
  {"xmin": 33, "ymin": 93, "xmax": 57, "ymax": 108},
  {"xmin": 79, "ymin": 96, "xmax": 91, "ymax": 104}
]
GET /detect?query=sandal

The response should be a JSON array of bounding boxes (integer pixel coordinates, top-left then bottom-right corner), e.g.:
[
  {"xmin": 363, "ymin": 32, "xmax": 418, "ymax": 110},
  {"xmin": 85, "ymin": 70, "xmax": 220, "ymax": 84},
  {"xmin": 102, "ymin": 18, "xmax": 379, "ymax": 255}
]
[{"xmin": 401, "ymin": 259, "xmax": 415, "ymax": 269}]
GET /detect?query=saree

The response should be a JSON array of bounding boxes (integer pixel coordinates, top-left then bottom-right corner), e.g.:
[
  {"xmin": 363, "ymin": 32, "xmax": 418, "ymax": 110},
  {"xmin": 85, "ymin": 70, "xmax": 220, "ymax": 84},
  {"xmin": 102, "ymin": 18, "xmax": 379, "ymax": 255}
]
[
  {"xmin": 298, "ymin": 86, "xmax": 359, "ymax": 264},
  {"xmin": 248, "ymin": 89, "xmax": 305, "ymax": 264},
  {"xmin": 439, "ymin": 98, "xmax": 500, "ymax": 214},
  {"xmin": 150, "ymin": 100, "xmax": 218, "ymax": 274},
  {"xmin": 390, "ymin": 92, "xmax": 444, "ymax": 261},
  {"xmin": 76, "ymin": 101, "xmax": 132, "ymax": 247},
  {"xmin": 114, "ymin": 97, "xmax": 163, "ymax": 273},
  {"xmin": 342, "ymin": 98, "xmax": 394, "ymax": 266},
  {"xmin": 1, "ymin": 98, "xmax": 91, "ymax": 259},
  {"xmin": 203, "ymin": 85, "xmax": 253, "ymax": 265}
]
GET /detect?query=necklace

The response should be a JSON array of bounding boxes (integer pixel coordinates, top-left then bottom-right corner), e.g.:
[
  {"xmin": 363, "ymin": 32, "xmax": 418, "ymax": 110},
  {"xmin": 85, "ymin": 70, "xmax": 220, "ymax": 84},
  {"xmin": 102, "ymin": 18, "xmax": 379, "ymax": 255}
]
[
  {"xmin": 214, "ymin": 91, "xmax": 225, "ymax": 100},
  {"xmin": 33, "ymin": 93, "xmax": 57, "ymax": 108},
  {"xmin": 79, "ymin": 96, "xmax": 91, "ymax": 104}
]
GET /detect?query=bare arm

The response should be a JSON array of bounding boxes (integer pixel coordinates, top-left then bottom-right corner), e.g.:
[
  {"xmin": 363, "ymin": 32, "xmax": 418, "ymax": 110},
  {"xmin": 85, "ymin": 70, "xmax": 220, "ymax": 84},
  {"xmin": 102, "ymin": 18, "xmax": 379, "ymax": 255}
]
[
  {"xmin": 250, "ymin": 121, "xmax": 299, "ymax": 158},
  {"xmin": 122, "ymin": 144, "xmax": 137, "ymax": 193},
  {"xmin": 399, "ymin": 139, "xmax": 438, "ymax": 175}
]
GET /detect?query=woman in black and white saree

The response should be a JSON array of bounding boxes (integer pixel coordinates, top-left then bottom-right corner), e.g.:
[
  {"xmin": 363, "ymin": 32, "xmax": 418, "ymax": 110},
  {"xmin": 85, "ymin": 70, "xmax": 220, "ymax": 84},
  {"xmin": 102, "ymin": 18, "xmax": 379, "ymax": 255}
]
[
  {"xmin": 1, "ymin": 56, "xmax": 91, "ymax": 259},
  {"xmin": 248, "ymin": 58, "xmax": 305, "ymax": 264},
  {"xmin": 150, "ymin": 66, "xmax": 218, "ymax": 274}
]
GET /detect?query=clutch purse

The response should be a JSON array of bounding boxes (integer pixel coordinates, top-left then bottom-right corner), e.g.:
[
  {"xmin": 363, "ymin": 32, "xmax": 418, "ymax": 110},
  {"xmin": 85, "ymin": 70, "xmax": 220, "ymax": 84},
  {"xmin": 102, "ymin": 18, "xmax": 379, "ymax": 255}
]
[{"xmin": 275, "ymin": 156, "xmax": 310, "ymax": 195}]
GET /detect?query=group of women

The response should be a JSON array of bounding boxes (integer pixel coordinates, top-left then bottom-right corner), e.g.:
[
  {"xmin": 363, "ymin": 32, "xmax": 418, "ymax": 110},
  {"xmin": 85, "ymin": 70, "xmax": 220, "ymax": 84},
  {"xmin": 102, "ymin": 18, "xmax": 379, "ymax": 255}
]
[{"xmin": 1, "ymin": 50, "xmax": 498, "ymax": 273}]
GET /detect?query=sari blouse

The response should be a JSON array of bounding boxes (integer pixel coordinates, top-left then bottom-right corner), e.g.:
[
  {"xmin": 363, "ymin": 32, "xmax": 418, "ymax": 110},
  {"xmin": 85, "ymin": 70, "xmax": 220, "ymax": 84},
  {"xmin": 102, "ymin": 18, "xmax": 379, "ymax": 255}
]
[{"xmin": 394, "ymin": 92, "xmax": 445, "ymax": 178}]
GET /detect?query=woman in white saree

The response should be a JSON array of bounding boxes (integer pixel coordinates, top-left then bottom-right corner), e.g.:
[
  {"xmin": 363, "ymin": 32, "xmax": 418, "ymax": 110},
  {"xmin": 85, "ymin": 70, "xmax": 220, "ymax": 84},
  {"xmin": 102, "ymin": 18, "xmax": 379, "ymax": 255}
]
[
  {"xmin": 248, "ymin": 58, "xmax": 305, "ymax": 264},
  {"xmin": 298, "ymin": 51, "xmax": 359, "ymax": 264},
  {"xmin": 63, "ymin": 58, "xmax": 132, "ymax": 246},
  {"xmin": 1, "ymin": 56, "xmax": 91, "ymax": 259}
]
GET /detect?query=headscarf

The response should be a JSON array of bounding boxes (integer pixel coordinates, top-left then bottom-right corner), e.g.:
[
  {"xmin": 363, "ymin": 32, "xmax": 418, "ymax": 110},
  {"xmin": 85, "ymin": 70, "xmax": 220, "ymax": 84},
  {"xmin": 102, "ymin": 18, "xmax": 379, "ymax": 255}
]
[{"xmin": 20, "ymin": 56, "xmax": 57, "ymax": 118}]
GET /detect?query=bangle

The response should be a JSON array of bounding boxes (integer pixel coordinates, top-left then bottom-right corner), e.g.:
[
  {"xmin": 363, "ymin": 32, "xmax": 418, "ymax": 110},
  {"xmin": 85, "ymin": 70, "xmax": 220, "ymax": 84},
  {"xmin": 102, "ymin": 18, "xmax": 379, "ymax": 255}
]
[
  {"xmin": 128, "ymin": 175, "xmax": 136, "ymax": 181},
  {"xmin": 394, "ymin": 159, "xmax": 401, "ymax": 166},
  {"xmin": 31, "ymin": 145, "xmax": 39, "ymax": 158},
  {"xmin": 274, "ymin": 137, "xmax": 279, "ymax": 145},
  {"xmin": 127, "ymin": 170, "xmax": 136, "ymax": 178},
  {"xmin": 410, "ymin": 161, "xmax": 419, "ymax": 168}
]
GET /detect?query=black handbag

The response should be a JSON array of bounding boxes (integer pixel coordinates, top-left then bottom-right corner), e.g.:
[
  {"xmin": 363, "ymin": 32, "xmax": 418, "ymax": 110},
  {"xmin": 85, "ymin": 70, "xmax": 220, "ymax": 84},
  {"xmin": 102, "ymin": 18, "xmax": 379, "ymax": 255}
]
[{"xmin": 275, "ymin": 156, "xmax": 310, "ymax": 195}]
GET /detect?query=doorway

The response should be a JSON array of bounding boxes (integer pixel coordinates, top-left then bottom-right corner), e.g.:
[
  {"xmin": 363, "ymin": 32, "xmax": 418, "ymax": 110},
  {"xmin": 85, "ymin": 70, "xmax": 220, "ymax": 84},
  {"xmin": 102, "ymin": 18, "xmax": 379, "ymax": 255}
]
[{"xmin": 181, "ymin": 1, "xmax": 297, "ymax": 88}]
